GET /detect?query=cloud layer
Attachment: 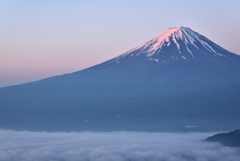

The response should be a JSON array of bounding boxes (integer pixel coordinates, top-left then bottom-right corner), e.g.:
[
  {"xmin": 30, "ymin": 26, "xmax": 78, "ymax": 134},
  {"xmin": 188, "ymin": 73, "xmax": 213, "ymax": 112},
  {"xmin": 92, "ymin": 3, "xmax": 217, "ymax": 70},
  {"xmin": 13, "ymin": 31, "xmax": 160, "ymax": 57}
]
[{"xmin": 0, "ymin": 130, "xmax": 239, "ymax": 161}]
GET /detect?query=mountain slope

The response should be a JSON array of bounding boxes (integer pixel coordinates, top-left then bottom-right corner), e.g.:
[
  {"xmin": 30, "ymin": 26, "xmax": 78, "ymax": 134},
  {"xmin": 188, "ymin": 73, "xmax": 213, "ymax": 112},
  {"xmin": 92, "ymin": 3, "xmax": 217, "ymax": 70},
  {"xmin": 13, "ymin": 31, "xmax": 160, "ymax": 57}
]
[{"xmin": 0, "ymin": 26, "xmax": 240, "ymax": 132}]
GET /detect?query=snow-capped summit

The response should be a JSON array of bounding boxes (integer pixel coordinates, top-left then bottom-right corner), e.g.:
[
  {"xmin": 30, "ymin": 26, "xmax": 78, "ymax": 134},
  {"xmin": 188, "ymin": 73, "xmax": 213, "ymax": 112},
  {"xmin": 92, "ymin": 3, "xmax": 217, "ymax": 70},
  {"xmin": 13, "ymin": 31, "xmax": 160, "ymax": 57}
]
[{"xmin": 112, "ymin": 26, "xmax": 237, "ymax": 64}]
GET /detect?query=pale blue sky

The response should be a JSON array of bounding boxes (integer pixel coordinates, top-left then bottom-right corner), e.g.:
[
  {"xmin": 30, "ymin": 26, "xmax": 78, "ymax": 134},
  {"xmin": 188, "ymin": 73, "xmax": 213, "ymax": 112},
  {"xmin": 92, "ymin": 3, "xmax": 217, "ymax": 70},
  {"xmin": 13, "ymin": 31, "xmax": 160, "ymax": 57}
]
[{"xmin": 1, "ymin": 0, "xmax": 240, "ymax": 87}]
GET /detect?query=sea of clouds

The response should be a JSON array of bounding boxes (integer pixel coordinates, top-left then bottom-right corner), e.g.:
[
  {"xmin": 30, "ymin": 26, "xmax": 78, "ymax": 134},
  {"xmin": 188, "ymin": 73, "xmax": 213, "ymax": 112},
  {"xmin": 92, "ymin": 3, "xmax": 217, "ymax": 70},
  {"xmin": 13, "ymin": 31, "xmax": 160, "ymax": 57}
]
[{"xmin": 0, "ymin": 130, "xmax": 239, "ymax": 161}]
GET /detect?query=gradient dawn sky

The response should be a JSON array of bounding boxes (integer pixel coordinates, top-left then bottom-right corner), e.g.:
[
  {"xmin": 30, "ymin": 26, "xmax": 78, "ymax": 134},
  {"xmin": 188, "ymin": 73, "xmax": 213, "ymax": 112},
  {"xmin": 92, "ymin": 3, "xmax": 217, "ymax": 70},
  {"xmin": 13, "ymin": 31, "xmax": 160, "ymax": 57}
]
[{"xmin": 1, "ymin": 0, "xmax": 240, "ymax": 87}]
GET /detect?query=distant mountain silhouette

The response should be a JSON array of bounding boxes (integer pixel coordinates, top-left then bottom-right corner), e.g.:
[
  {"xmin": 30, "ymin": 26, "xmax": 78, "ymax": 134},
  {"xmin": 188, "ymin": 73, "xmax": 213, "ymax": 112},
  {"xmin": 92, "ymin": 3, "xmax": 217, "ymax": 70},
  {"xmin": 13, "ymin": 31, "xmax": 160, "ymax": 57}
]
[{"xmin": 205, "ymin": 129, "xmax": 240, "ymax": 147}]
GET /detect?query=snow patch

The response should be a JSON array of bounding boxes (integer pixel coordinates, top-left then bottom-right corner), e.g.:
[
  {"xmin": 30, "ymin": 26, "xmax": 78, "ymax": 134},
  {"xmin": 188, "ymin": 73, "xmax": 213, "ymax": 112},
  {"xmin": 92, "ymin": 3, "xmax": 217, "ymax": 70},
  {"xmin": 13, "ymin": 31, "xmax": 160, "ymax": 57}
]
[
  {"xmin": 184, "ymin": 42, "xmax": 195, "ymax": 59},
  {"xmin": 149, "ymin": 58, "xmax": 159, "ymax": 63},
  {"xmin": 172, "ymin": 34, "xmax": 180, "ymax": 50},
  {"xmin": 183, "ymin": 27, "xmax": 224, "ymax": 57},
  {"xmin": 180, "ymin": 28, "xmax": 199, "ymax": 49},
  {"xmin": 182, "ymin": 56, "xmax": 187, "ymax": 60},
  {"xmin": 216, "ymin": 53, "xmax": 223, "ymax": 56}
]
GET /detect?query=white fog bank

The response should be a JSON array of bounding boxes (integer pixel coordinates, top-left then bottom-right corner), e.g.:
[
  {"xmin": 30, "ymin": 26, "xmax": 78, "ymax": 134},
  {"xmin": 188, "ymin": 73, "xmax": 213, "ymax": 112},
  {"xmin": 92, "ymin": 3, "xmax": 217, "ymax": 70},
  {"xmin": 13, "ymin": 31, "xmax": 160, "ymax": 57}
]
[{"xmin": 0, "ymin": 130, "xmax": 239, "ymax": 161}]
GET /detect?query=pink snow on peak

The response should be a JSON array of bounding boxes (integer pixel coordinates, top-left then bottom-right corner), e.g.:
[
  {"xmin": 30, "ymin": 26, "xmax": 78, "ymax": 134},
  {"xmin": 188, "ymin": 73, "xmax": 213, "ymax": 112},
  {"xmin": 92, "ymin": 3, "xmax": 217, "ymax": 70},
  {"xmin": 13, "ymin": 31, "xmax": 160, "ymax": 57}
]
[
  {"xmin": 134, "ymin": 26, "xmax": 187, "ymax": 56},
  {"xmin": 112, "ymin": 26, "xmax": 232, "ymax": 65},
  {"xmin": 117, "ymin": 26, "xmax": 189, "ymax": 58},
  {"xmin": 116, "ymin": 26, "xmax": 223, "ymax": 61},
  {"xmin": 155, "ymin": 26, "xmax": 182, "ymax": 39}
]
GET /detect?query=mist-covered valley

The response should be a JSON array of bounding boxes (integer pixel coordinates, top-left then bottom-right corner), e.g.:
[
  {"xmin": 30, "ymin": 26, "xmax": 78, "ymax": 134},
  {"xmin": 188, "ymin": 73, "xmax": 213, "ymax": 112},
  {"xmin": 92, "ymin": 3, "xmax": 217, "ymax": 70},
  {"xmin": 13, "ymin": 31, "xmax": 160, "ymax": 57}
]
[{"xmin": 1, "ymin": 130, "xmax": 239, "ymax": 161}]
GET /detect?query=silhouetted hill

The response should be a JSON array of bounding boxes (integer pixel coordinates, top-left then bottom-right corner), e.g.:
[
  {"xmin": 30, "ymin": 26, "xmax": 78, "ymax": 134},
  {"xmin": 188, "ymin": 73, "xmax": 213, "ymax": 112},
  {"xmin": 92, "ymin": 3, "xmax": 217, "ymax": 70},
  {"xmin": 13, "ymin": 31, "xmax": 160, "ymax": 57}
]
[{"xmin": 205, "ymin": 129, "xmax": 240, "ymax": 147}]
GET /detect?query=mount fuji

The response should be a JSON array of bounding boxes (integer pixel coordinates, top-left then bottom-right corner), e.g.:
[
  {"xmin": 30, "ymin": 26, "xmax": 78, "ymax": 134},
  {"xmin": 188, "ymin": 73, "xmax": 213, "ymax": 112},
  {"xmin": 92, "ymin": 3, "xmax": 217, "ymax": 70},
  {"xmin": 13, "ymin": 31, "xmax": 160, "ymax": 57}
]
[{"xmin": 1, "ymin": 26, "xmax": 240, "ymax": 132}]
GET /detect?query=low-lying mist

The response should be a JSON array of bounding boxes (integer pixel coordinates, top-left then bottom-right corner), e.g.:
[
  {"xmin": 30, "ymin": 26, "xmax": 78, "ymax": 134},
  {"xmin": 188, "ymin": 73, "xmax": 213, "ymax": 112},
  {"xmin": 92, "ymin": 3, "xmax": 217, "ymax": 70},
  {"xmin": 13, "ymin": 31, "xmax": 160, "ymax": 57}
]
[{"xmin": 0, "ymin": 130, "xmax": 239, "ymax": 161}]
